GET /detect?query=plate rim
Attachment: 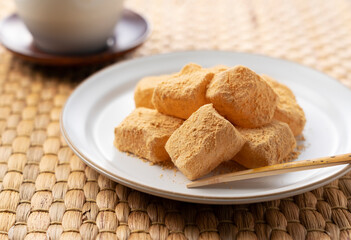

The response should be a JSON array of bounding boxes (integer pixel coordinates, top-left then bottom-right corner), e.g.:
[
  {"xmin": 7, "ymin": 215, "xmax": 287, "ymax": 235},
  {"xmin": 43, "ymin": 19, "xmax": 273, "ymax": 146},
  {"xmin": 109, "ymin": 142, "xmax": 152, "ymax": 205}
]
[
  {"xmin": 62, "ymin": 125, "xmax": 351, "ymax": 204},
  {"xmin": 60, "ymin": 50, "xmax": 351, "ymax": 204}
]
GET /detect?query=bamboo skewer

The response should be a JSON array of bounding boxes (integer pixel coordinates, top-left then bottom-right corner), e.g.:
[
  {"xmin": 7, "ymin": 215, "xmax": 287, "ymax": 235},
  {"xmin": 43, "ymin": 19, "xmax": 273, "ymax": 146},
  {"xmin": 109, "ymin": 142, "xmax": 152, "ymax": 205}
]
[{"xmin": 187, "ymin": 153, "xmax": 351, "ymax": 188}]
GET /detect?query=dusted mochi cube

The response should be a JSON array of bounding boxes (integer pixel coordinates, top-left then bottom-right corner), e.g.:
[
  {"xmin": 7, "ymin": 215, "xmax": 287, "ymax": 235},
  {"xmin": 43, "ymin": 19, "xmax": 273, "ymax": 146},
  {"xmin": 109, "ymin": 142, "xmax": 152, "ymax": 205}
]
[
  {"xmin": 114, "ymin": 108, "xmax": 183, "ymax": 163},
  {"xmin": 206, "ymin": 65, "xmax": 278, "ymax": 128},
  {"xmin": 134, "ymin": 64, "xmax": 226, "ymax": 110},
  {"xmin": 165, "ymin": 104, "xmax": 245, "ymax": 180},
  {"xmin": 134, "ymin": 63, "xmax": 203, "ymax": 110},
  {"xmin": 152, "ymin": 63, "xmax": 214, "ymax": 119},
  {"xmin": 178, "ymin": 62, "xmax": 203, "ymax": 74},
  {"xmin": 209, "ymin": 64, "xmax": 229, "ymax": 73},
  {"xmin": 261, "ymin": 74, "xmax": 306, "ymax": 136},
  {"xmin": 233, "ymin": 120, "xmax": 296, "ymax": 169},
  {"xmin": 134, "ymin": 74, "xmax": 172, "ymax": 109}
]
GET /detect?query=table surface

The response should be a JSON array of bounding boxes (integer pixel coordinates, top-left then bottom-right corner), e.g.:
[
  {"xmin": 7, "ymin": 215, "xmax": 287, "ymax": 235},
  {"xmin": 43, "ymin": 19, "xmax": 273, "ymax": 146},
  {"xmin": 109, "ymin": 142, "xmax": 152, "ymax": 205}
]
[{"xmin": 1, "ymin": 0, "xmax": 351, "ymax": 239}]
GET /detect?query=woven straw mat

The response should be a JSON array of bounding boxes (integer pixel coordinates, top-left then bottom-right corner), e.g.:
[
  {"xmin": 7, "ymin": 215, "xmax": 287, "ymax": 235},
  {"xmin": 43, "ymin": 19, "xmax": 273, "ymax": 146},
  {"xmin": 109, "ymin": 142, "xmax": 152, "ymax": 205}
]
[{"xmin": 1, "ymin": 0, "xmax": 351, "ymax": 239}]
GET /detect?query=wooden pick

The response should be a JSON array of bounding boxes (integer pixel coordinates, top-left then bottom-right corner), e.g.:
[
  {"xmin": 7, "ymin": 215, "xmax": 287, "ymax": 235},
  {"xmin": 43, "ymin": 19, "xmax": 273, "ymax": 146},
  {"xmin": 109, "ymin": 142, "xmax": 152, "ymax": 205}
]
[{"xmin": 187, "ymin": 153, "xmax": 351, "ymax": 188}]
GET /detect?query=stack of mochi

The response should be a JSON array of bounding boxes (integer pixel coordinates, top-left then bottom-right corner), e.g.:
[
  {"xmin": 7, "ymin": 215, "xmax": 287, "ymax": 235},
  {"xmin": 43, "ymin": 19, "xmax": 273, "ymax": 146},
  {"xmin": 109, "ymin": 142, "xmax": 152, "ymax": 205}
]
[{"xmin": 114, "ymin": 63, "xmax": 306, "ymax": 180}]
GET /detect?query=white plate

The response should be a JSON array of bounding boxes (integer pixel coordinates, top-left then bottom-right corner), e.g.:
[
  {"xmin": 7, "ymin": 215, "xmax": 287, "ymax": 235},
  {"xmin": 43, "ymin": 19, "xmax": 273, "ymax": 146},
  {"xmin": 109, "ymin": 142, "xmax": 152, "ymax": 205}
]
[{"xmin": 61, "ymin": 51, "xmax": 351, "ymax": 204}]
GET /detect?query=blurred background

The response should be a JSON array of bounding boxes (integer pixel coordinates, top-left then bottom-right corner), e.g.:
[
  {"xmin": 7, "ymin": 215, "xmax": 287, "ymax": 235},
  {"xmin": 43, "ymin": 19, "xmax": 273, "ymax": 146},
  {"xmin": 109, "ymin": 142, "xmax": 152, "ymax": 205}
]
[{"xmin": 1, "ymin": 0, "xmax": 350, "ymax": 88}]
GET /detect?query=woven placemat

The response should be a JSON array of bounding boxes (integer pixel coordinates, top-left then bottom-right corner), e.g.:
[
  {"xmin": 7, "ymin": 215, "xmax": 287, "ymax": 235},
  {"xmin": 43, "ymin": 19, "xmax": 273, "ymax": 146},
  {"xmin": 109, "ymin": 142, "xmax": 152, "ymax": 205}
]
[{"xmin": 1, "ymin": 0, "xmax": 351, "ymax": 239}]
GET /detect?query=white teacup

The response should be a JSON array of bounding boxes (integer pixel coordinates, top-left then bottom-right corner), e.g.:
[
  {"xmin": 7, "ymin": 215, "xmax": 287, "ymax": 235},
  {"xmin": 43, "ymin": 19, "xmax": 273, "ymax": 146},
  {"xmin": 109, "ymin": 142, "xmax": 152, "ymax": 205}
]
[{"xmin": 14, "ymin": 0, "xmax": 124, "ymax": 54}]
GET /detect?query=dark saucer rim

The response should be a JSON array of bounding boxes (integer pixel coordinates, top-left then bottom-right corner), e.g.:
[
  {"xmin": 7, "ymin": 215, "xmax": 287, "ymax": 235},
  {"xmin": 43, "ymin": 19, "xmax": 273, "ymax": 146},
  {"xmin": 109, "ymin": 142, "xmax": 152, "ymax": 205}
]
[{"xmin": 0, "ymin": 9, "xmax": 151, "ymax": 66}]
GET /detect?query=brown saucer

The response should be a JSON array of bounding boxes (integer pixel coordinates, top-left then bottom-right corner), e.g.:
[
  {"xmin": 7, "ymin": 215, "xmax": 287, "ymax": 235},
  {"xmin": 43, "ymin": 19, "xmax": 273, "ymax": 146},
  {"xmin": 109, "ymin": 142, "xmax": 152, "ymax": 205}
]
[{"xmin": 0, "ymin": 10, "xmax": 150, "ymax": 66}]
